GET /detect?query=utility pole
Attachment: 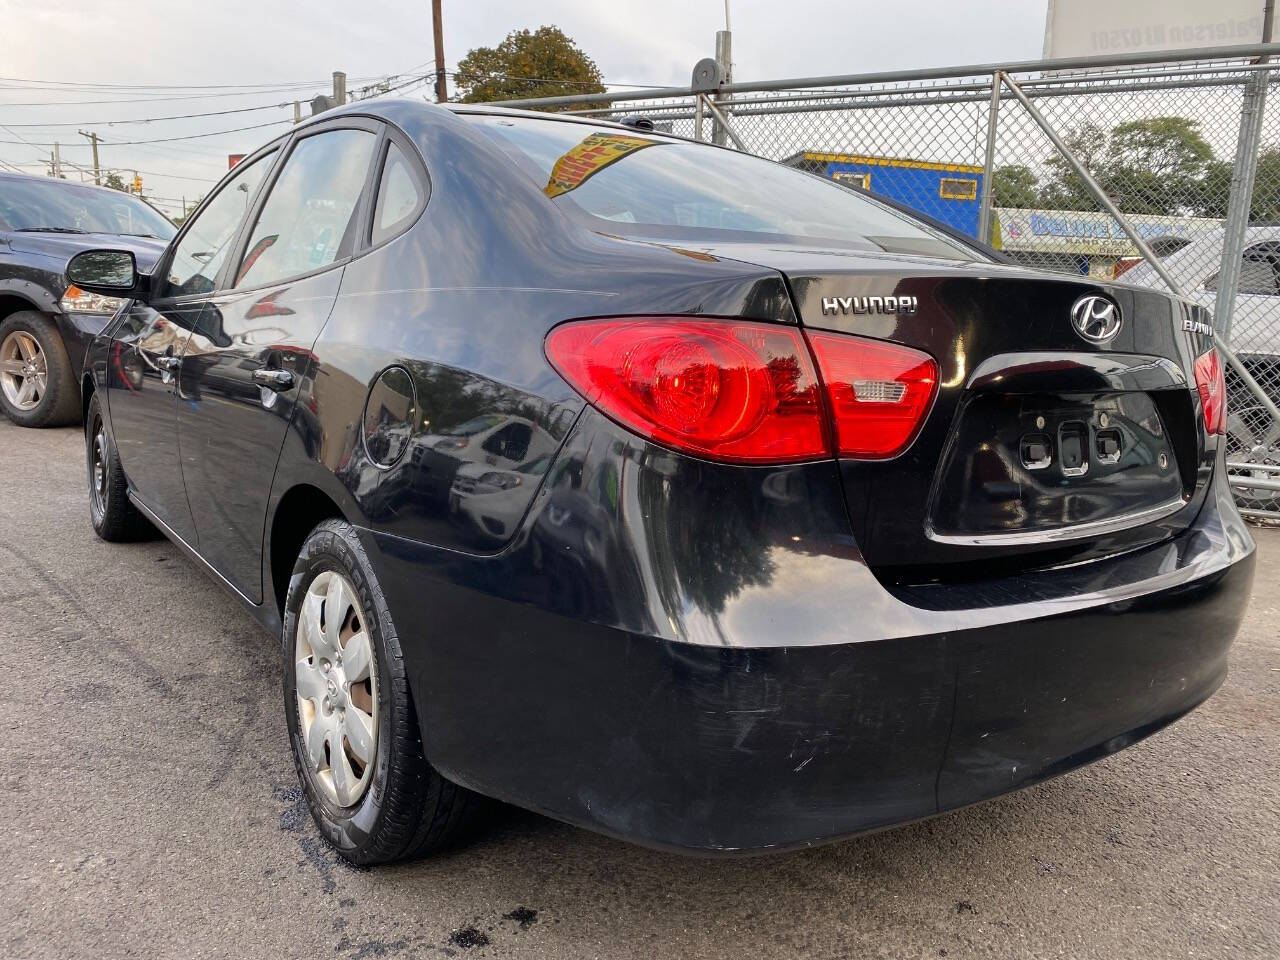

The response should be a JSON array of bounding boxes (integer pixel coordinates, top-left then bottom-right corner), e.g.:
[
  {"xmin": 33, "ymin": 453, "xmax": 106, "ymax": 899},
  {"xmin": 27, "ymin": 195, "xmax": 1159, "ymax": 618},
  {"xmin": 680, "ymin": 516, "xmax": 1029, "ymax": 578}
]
[
  {"xmin": 432, "ymin": 0, "xmax": 447, "ymax": 102},
  {"xmin": 293, "ymin": 101, "xmax": 302, "ymax": 124},
  {"xmin": 51, "ymin": 142, "xmax": 63, "ymax": 178},
  {"xmin": 77, "ymin": 130, "xmax": 101, "ymax": 185},
  {"xmin": 333, "ymin": 71, "xmax": 347, "ymax": 106}
]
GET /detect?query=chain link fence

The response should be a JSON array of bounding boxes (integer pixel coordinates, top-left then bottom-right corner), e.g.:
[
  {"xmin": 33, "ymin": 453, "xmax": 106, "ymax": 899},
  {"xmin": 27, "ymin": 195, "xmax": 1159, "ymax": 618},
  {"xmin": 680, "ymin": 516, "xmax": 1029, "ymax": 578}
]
[{"xmin": 492, "ymin": 45, "xmax": 1280, "ymax": 517}]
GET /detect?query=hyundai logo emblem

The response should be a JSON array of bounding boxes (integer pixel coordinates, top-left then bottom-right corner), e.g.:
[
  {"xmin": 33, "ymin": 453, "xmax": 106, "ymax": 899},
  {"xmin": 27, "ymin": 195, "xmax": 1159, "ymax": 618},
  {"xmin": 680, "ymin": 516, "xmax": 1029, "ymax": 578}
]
[{"xmin": 1070, "ymin": 295, "xmax": 1122, "ymax": 343}]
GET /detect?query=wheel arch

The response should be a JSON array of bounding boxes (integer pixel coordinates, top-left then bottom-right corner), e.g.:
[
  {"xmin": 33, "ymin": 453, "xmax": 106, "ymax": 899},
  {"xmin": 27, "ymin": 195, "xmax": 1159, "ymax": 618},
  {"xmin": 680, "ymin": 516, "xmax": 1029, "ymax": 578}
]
[
  {"xmin": 81, "ymin": 372, "xmax": 97, "ymax": 425},
  {"xmin": 266, "ymin": 478, "xmax": 353, "ymax": 622},
  {"xmin": 0, "ymin": 283, "xmax": 57, "ymax": 319}
]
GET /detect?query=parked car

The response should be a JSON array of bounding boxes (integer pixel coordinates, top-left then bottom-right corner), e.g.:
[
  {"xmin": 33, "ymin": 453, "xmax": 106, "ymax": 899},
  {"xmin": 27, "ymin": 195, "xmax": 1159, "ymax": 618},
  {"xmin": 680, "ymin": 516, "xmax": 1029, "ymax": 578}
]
[
  {"xmin": 449, "ymin": 450, "xmax": 555, "ymax": 544},
  {"xmin": 70, "ymin": 101, "xmax": 1254, "ymax": 865},
  {"xmin": 1124, "ymin": 226, "xmax": 1280, "ymax": 508},
  {"xmin": 0, "ymin": 172, "xmax": 174, "ymax": 426}
]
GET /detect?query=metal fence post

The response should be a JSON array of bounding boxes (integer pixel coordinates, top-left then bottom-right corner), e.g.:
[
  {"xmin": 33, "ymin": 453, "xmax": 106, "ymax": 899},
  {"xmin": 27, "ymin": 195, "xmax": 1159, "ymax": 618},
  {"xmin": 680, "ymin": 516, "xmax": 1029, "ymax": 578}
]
[
  {"xmin": 1214, "ymin": 72, "xmax": 1271, "ymax": 343},
  {"xmin": 701, "ymin": 97, "xmax": 747, "ymax": 151},
  {"xmin": 976, "ymin": 71, "xmax": 1003, "ymax": 247},
  {"xmin": 713, "ymin": 28, "xmax": 733, "ymax": 147}
]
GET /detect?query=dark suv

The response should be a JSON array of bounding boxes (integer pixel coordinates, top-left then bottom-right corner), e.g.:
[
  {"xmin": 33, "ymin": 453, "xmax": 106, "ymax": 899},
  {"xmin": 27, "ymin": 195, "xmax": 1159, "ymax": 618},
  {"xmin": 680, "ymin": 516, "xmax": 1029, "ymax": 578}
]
[{"xmin": 0, "ymin": 172, "xmax": 174, "ymax": 426}]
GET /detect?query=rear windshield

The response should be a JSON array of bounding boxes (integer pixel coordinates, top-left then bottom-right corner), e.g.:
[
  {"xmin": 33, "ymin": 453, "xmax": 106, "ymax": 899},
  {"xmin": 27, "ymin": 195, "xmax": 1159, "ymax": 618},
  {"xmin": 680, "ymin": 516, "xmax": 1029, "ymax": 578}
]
[
  {"xmin": 0, "ymin": 177, "xmax": 176, "ymax": 240},
  {"xmin": 466, "ymin": 114, "xmax": 974, "ymax": 260}
]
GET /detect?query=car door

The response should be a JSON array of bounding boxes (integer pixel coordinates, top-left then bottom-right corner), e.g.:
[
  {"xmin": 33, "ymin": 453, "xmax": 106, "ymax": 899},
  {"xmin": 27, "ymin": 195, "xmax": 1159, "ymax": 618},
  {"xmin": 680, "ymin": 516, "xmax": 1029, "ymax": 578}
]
[
  {"xmin": 106, "ymin": 149, "xmax": 279, "ymax": 544},
  {"xmin": 175, "ymin": 119, "xmax": 380, "ymax": 602}
]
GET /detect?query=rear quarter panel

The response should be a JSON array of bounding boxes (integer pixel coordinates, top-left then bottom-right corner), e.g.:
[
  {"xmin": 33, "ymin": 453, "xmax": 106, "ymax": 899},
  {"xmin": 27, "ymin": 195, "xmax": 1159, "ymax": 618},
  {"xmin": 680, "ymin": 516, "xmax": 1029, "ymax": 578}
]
[{"xmin": 274, "ymin": 105, "xmax": 801, "ymax": 559}]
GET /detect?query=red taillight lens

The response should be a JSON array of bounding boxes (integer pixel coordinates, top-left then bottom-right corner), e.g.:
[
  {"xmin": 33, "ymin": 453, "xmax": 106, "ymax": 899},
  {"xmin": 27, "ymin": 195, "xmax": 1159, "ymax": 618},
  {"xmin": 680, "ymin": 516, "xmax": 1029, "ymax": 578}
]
[
  {"xmin": 1193, "ymin": 347, "xmax": 1226, "ymax": 436},
  {"xmin": 545, "ymin": 317, "xmax": 828, "ymax": 464},
  {"xmin": 804, "ymin": 331, "xmax": 939, "ymax": 459}
]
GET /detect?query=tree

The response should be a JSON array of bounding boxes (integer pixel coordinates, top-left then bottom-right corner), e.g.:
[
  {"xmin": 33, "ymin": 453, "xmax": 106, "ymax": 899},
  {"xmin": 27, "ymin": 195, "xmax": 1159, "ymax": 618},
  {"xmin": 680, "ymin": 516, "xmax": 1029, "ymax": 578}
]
[
  {"xmin": 1190, "ymin": 149, "xmax": 1280, "ymax": 221},
  {"xmin": 1191, "ymin": 159, "xmax": 1232, "ymax": 219},
  {"xmin": 454, "ymin": 26, "xmax": 606, "ymax": 110},
  {"xmin": 1251, "ymin": 149, "xmax": 1280, "ymax": 222},
  {"xmin": 102, "ymin": 171, "xmax": 127, "ymax": 192},
  {"xmin": 1103, "ymin": 116, "xmax": 1214, "ymax": 215},
  {"xmin": 1039, "ymin": 121, "xmax": 1114, "ymax": 212},
  {"xmin": 990, "ymin": 165, "xmax": 1040, "ymax": 208},
  {"xmin": 1038, "ymin": 117, "xmax": 1218, "ymax": 216}
]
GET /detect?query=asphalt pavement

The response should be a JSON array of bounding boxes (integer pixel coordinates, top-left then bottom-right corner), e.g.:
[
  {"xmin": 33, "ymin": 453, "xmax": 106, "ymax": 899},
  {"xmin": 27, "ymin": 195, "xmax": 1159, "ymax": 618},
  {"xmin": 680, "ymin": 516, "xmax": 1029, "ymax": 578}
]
[{"xmin": 1, "ymin": 418, "xmax": 1277, "ymax": 960}]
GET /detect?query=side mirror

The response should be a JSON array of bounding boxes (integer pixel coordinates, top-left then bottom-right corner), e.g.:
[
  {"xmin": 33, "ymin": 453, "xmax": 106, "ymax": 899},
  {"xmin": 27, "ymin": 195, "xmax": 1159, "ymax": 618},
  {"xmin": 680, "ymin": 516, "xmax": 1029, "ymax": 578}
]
[{"xmin": 66, "ymin": 249, "xmax": 147, "ymax": 299}]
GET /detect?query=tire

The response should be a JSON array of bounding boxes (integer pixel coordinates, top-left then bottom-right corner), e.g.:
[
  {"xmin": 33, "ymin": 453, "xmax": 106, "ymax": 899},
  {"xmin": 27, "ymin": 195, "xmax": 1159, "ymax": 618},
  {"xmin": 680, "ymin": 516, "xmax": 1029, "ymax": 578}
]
[
  {"xmin": 0, "ymin": 311, "xmax": 80, "ymax": 427},
  {"xmin": 282, "ymin": 518, "xmax": 478, "ymax": 865},
  {"xmin": 85, "ymin": 392, "xmax": 154, "ymax": 542}
]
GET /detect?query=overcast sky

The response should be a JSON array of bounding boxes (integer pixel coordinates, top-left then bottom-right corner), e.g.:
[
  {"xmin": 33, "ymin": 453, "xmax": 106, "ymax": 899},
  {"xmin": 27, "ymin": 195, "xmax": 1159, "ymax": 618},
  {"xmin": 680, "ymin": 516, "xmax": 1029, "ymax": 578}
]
[{"xmin": 0, "ymin": 0, "xmax": 1048, "ymax": 217}]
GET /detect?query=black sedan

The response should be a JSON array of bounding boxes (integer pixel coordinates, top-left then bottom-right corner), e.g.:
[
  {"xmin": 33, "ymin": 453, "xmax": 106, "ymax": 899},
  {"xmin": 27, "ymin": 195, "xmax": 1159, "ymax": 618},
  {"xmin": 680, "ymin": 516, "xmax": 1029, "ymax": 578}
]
[{"xmin": 67, "ymin": 100, "xmax": 1255, "ymax": 864}]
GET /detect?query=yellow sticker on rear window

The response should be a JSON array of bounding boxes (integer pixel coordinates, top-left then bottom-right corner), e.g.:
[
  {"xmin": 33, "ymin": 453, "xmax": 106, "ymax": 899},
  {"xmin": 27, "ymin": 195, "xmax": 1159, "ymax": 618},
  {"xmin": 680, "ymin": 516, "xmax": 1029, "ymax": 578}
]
[{"xmin": 545, "ymin": 133, "xmax": 658, "ymax": 198}]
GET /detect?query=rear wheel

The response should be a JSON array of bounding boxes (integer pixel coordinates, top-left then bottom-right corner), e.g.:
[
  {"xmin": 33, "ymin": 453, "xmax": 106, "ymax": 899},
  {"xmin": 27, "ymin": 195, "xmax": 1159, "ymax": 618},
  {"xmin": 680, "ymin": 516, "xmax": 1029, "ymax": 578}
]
[
  {"xmin": 0, "ymin": 311, "xmax": 79, "ymax": 427},
  {"xmin": 85, "ymin": 392, "xmax": 153, "ymax": 542},
  {"xmin": 282, "ymin": 518, "xmax": 477, "ymax": 864}
]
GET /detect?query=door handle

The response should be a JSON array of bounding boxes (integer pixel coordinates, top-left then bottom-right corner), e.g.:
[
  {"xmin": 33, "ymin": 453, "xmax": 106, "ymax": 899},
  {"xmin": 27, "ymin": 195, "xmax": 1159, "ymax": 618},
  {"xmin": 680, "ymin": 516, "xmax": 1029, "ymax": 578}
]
[{"xmin": 252, "ymin": 368, "xmax": 295, "ymax": 392}]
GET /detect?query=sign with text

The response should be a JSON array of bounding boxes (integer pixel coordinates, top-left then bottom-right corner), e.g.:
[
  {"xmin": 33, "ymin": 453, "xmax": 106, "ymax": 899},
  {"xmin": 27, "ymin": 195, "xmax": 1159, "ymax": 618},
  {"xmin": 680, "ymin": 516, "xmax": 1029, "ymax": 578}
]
[
  {"xmin": 1044, "ymin": 0, "xmax": 1264, "ymax": 60},
  {"xmin": 996, "ymin": 207, "xmax": 1222, "ymax": 256}
]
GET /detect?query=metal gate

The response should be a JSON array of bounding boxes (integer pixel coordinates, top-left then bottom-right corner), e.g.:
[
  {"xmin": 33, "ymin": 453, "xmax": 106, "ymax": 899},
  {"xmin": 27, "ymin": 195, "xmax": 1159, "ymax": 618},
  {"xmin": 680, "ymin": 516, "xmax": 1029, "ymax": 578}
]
[{"xmin": 490, "ymin": 43, "xmax": 1280, "ymax": 518}]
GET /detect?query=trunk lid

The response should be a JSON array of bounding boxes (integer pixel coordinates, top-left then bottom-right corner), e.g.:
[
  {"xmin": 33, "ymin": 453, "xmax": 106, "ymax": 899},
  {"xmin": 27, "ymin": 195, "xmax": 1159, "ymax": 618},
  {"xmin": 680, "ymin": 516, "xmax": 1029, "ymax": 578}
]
[{"xmin": 683, "ymin": 244, "xmax": 1215, "ymax": 581}]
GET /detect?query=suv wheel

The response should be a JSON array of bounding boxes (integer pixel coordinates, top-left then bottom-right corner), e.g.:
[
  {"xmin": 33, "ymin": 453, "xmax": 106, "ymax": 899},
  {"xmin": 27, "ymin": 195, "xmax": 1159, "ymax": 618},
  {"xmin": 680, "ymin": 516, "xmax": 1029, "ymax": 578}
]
[
  {"xmin": 282, "ymin": 518, "xmax": 478, "ymax": 864},
  {"xmin": 0, "ymin": 311, "xmax": 79, "ymax": 427}
]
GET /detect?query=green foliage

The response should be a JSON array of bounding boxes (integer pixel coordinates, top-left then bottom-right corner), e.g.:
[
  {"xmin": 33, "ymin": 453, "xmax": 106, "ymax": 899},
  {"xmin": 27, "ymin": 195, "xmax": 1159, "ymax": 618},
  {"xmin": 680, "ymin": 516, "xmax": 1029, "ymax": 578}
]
[
  {"xmin": 990, "ymin": 165, "xmax": 1041, "ymax": 208},
  {"xmin": 1193, "ymin": 159, "xmax": 1234, "ymax": 219},
  {"xmin": 454, "ymin": 26, "xmax": 606, "ymax": 111},
  {"xmin": 1250, "ymin": 149, "xmax": 1280, "ymax": 222},
  {"xmin": 1038, "ymin": 117, "xmax": 1217, "ymax": 216},
  {"xmin": 102, "ymin": 171, "xmax": 127, "ymax": 192}
]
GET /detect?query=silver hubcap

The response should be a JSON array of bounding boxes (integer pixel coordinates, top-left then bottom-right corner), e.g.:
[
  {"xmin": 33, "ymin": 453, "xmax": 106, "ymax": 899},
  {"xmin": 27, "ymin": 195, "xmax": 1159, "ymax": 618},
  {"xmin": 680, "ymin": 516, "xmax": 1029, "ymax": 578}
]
[
  {"xmin": 295, "ymin": 571, "xmax": 378, "ymax": 808},
  {"xmin": 91, "ymin": 429, "xmax": 107, "ymax": 511},
  {"xmin": 0, "ymin": 331, "xmax": 47, "ymax": 411}
]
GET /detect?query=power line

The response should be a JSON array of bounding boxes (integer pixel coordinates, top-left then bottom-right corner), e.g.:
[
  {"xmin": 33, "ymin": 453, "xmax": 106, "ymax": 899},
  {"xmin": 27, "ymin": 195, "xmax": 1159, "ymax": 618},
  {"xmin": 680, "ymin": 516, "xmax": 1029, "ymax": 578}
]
[
  {"xmin": 0, "ymin": 160, "xmax": 218, "ymax": 181},
  {"xmin": 0, "ymin": 118, "xmax": 292, "ymax": 147},
  {"xmin": 1, "ymin": 100, "xmax": 295, "ymax": 128},
  {"xmin": 0, "ymin": 88, "xmax": 345, "ymax": 108},
  {"xmin": 0, "ymin": 74, "xmax": 381, "ymax": 91},
  {"xmin": 0, "ymin": 67, "xmax": 423, "ymax": 106}
]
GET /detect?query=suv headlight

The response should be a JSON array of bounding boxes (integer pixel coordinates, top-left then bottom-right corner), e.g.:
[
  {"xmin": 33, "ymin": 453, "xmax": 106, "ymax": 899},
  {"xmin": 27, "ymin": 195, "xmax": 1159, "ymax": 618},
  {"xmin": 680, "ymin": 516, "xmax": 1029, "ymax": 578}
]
[{"xmin": 61, "ymin": 284, "xmax": 127, "ymax": 315}]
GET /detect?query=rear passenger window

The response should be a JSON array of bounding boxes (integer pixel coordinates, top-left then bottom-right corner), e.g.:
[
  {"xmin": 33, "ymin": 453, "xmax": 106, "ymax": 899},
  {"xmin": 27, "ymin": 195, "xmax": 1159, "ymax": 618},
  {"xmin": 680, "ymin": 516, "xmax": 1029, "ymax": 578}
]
[
  {"xmin": 234, "ymin": 129, "xmax": 376, "ymax": 289},
  {"xmin": 371, "ymin": 142, "xmax": 424, "ymax": 246}
]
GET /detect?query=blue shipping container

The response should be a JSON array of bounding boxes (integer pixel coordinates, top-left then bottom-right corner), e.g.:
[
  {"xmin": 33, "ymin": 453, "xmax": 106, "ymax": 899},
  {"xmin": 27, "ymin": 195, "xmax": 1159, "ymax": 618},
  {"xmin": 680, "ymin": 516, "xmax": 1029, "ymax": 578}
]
[{"xmin": 784, "ymin": 152, "xmax": 986, "ymax": 240}]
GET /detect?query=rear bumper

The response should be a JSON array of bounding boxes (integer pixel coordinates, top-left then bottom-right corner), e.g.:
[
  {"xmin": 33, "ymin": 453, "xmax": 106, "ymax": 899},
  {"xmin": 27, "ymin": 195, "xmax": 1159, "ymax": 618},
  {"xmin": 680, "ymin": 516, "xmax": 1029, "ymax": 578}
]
[{"xmin": 363, "ymin": 426, "xmax": 1255, "ymax": 854}]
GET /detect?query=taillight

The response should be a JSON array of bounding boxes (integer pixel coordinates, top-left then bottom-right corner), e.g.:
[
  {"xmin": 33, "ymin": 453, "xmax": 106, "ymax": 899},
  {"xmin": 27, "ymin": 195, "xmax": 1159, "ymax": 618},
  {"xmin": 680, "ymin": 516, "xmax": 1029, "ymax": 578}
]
[
  {"xmin": 546, "ymin": 317, "xmax": 941, "ymax": 465},
  {"xmin": 1193, "ymin": 347, "xmax": 1226, "ymax": 436},
  {"xmin": 804, "ymin": 331, "xmax": 939, "ymax": 459},
  {"xmin": 544, "ymin": 317, "xmax": 828, "ymax": 464}
]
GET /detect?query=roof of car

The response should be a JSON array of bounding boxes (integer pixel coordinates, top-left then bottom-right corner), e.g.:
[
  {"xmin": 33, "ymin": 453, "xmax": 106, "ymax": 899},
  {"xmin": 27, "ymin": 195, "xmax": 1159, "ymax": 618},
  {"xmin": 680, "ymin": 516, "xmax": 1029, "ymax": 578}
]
[{"xmin": 0, "ymin": 169, "xmax": 139, "ymax": 196}]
